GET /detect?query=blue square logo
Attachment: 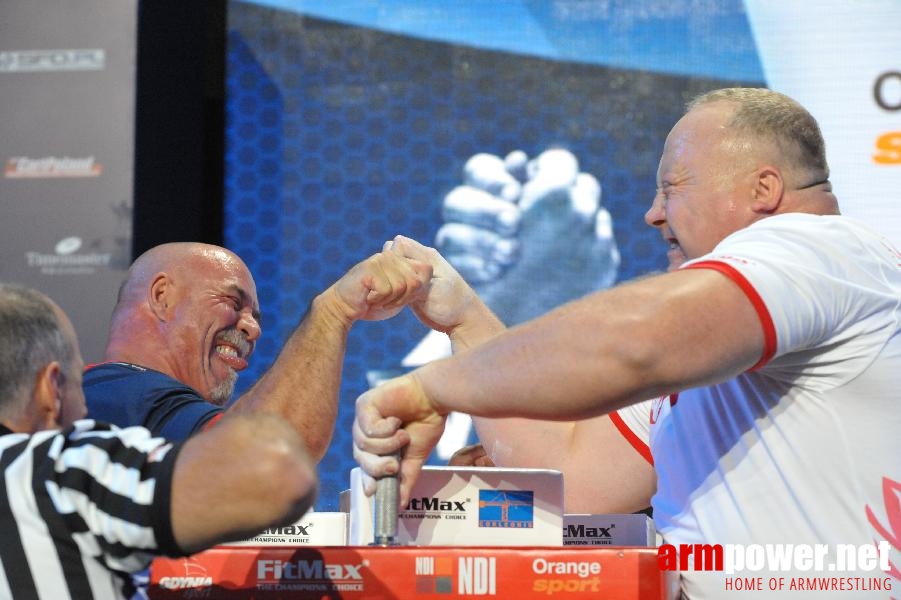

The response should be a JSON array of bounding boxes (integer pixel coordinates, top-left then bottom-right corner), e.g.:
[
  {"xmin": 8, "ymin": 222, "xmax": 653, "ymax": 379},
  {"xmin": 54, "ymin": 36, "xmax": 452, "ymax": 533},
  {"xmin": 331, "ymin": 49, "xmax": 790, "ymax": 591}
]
[{"xmin": 478, "ymin": 490, "xmax": 534, "ymax": 528}]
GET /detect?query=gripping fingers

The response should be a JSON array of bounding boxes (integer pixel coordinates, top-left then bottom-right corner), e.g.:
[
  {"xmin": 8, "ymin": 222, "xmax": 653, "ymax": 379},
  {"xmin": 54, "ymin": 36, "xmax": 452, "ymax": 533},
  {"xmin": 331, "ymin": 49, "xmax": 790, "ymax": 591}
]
[
  {"xmin": 387, "ymin": 236, "xmax": 461, "ymax": 287},
  {"xmin": 370, "ymin": 254, "xmax": 430, "ymax": 303},
  {"xmin": 352, "ymin": 392, "xmax": 412, "ymax": 476},
  {"xmin": 436, "ymin": 223, "xmax": 519, "ymax": 265},
  {"xmin": 359, "ymin": 256, "xmax": 431, "ymax": 322},
  {"xmin": 443, "ymin": 186, "xmax": 521, "ymax": 236},
  {"xmin": 351, "ymin": 415, "xmax": 408, "ymax": 456},
  {"xmin": 352, "ymin": 441, "xmax": 401, "ymax": 485},
  {"xmin": 436, "ymin": 223, "xmax": 519, "ymax": 284},
  {"xmin": 462, "ymin": 153, "xmax": 522, "ymax": 201},
  {"xmin": 448, "ymin": 443, "xmax": 491, "ymax": 467},
  {"xmin": 398, "ymin": 456, "xmax": 428, "ymax": 507}
]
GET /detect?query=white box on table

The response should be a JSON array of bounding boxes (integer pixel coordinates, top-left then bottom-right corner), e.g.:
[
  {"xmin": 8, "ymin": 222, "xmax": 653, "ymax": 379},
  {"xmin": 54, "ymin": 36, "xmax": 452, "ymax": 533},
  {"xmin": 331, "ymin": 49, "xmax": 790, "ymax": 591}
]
[
  {"xmin": 562, "ymin": 513, "xmax": 655, "ymax": 546},
  {"xmin": 349, "ymin": 465, "xmax": 563, "ymax": 546},
  {"xmin": 219, "ymin": 511, "xmax": 348, "ymax": 547}
]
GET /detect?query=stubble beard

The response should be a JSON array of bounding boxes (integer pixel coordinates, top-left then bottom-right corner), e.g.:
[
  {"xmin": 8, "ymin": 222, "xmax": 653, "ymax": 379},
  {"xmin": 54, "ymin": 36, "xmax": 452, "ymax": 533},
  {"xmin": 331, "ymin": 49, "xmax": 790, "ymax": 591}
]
[{"xmin": 210, "ymin": 369, "xmax": 238, "ymax": 406}]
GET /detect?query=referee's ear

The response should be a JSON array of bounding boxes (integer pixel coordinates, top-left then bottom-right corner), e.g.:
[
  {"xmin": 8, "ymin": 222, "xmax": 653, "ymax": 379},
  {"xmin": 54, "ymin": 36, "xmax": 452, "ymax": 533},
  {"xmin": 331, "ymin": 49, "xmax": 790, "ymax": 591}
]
[{"xmin": 32, "ymin": 361, "xmax": 64, "ymax": 432}]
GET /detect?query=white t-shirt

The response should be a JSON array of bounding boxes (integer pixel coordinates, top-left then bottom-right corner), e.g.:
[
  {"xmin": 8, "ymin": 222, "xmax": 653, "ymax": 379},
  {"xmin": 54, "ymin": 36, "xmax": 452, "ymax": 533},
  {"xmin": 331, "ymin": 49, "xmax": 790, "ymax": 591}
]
[{"xmin": 614, "ymin": 214, "xmax": 901, "ymax": 598}]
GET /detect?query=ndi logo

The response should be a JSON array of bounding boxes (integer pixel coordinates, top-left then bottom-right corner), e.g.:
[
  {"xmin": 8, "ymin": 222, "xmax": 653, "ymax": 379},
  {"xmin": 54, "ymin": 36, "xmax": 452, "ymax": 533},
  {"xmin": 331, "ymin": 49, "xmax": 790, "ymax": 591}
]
[{"xmin": 477, "ymin": 490, "xmax": 534, "ymax": 528}]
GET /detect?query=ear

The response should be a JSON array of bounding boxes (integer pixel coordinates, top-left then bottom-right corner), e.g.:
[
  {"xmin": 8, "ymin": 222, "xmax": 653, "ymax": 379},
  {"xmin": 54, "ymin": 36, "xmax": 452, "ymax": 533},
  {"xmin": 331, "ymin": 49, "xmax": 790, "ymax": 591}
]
[
  {"xmin": 148, "ymin": 273, "xmax": 174, "ymax": 320},
  {"xmin": 33, "ymin": 361, "xmax": 64, "ymax": 429},
  {"xmin": 750, "ymin": 165, "xmax": 784, "ymax": 214}
]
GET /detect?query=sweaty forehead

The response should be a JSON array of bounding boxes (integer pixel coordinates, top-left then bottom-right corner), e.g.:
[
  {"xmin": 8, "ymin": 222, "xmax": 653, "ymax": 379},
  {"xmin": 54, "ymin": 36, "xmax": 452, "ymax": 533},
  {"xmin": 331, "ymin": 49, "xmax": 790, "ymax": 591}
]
[
  {"xmin": 658, "ymin": 106, "xmax": 730, "ymax": 179},
  {"xmin": 196, "ymin": 251, "xmax": 259, "ymax": 300}
]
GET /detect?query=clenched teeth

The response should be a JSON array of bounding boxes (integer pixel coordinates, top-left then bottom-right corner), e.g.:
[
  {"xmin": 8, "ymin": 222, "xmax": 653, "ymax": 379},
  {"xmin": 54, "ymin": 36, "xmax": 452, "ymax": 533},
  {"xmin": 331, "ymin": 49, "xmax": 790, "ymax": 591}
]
[{"xmin": 216, "ymin": 345, "xmax": 239, "ymax": 358}]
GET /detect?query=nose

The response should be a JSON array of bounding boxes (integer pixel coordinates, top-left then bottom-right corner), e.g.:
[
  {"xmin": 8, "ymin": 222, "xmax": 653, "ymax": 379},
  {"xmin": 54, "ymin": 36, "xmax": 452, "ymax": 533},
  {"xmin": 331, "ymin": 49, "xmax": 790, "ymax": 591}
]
[
  {"xmin": 238, "ymin": 310, "xmax": 261, "ymax": 343},
  {"xmin": 645, "ymin": 190, "xmax": 666, "ymax": 228}
]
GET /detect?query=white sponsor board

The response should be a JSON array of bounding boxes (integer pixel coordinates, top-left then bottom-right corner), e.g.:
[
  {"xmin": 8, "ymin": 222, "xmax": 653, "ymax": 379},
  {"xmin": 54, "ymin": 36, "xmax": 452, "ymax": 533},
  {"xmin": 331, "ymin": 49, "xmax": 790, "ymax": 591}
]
[
  {"xmin": 349, "ymin": 466, "xmax": 564, "ymax": 546},
  {"xmin": 746, "ymin": 0, "xmax": 901, "ymax": 248}
]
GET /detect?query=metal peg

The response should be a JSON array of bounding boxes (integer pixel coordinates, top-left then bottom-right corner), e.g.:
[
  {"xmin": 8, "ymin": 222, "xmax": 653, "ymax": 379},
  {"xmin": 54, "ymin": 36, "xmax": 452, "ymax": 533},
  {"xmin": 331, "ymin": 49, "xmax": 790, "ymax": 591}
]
[{"xmin": 372, "ymin": 453, "xmax": 400, "ymax": 546}]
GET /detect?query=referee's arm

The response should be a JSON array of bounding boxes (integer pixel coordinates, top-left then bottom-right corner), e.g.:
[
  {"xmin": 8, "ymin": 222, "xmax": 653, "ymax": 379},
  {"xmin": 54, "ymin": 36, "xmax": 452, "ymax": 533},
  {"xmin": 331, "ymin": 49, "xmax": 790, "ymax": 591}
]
[{"xmin": 168, "ymin": 412, "xmax": 318, "ymax": 554}]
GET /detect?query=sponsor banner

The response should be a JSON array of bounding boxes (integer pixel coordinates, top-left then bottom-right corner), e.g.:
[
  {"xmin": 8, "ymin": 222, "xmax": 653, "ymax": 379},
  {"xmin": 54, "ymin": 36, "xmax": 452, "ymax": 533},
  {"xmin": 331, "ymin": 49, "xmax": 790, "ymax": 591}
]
[
  {"xmin": 149, "ymin": 546, "xmax": 675, "ymax": 599},
  {"xmin": 4, "ymin": 155, "xmax": 102, "ymax": 178},
  {"xmin": 21, "ymin": 236, "xmax": 115, "ymax": 277},
  {"xmin": 0, "ymin": 48, "xmax": 105, "ymax": 73}
]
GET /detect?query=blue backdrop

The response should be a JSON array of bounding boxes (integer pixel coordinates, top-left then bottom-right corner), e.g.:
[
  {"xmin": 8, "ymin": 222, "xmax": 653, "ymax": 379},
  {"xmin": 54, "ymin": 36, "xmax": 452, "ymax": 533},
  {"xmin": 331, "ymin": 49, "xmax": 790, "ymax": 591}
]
[{"xmin": 223, "ymin": 0, "xmax": 764, "ymax": 510}]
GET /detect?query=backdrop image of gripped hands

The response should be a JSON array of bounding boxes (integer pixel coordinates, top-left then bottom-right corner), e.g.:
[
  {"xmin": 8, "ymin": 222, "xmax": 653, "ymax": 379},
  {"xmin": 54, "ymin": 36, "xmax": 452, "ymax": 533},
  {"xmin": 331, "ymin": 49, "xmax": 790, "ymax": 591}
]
[
  {"xmin": 367, "ymin": 148, "xmax": 623, "ymax": 460},
  {"xmin": 437, "ymin": 148, "xmax": 621, "ymax": 327}
]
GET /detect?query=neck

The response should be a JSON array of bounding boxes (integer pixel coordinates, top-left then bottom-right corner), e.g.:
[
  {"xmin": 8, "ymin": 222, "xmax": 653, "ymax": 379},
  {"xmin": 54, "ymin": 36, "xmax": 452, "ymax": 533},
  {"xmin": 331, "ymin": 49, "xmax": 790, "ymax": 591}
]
[
  {"xmin": 104, "ymin": 341, "xmax": 174, "ymax": 378},
  {"xmin": 784, "ymin": 187, "xmax": 840, "ymax": 216}
]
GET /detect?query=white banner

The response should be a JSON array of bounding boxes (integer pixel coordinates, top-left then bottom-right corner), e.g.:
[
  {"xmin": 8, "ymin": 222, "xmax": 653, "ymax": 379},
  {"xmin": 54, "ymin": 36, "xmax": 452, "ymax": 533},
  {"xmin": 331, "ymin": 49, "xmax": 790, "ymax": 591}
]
[{"xmin": 745, "ymin": 1, "xmax": 901, "ymax": 247}]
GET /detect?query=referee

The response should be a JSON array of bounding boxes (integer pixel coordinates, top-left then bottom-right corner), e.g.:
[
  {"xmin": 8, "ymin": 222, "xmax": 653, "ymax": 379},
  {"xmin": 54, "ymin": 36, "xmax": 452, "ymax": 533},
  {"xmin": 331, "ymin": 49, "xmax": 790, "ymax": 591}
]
[{"xmin": 0, "ymin": 283, "xmax": 318, "ymax": 599}]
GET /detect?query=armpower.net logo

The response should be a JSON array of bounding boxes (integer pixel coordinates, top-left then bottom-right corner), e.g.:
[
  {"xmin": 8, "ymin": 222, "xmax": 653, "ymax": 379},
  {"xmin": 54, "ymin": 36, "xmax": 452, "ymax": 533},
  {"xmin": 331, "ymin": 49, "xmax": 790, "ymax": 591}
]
[{"xmin": 657, "ymin": 541, "xmax": 895, "ymax": 594}]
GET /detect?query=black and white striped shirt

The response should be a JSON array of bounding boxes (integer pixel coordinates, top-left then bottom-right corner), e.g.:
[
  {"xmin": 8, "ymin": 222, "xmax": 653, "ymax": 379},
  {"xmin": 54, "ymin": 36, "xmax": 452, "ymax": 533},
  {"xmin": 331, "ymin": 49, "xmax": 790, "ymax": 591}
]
[{"xmin": 0, "ymin": 419, "xmax": 183, "ymax": 599}]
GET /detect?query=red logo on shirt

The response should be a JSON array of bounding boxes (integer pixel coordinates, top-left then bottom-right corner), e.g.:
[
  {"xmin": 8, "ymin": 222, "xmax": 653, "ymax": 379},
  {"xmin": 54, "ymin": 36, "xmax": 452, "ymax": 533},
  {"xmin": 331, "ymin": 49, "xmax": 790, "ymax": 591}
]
[{"xmin": 865, "ymin": 476, "xmax": 901, "ymax": 582}]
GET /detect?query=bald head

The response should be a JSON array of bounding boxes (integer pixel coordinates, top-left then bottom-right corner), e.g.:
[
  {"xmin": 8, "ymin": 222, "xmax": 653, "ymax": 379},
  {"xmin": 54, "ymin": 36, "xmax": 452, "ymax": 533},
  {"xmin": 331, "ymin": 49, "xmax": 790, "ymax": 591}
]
[
  {"xmin": 649, "ymin": 88, "xmax": 840, "ymax": 266},
  {"xmin": 105, "ymin": 243, "xmax": 262, "ymax": 404},
  {"xmin": 114, "ymin": 243, "xmax": 250, "ymax": 314},
  {"xmin": 686, "ymin": 87, "xmax": 831, "ymax": 192}
]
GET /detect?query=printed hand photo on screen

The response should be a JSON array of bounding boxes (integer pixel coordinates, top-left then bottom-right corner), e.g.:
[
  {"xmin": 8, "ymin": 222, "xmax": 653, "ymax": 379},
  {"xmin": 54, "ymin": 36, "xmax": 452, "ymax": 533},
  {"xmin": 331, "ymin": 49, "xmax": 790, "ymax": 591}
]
[
  {"xmin": 368, "ymin": 148, "xmax": 624, "ymax": 460},
  {"xmin": 437, "ymin": 148, "xmax": 619, "ymax": 325}
]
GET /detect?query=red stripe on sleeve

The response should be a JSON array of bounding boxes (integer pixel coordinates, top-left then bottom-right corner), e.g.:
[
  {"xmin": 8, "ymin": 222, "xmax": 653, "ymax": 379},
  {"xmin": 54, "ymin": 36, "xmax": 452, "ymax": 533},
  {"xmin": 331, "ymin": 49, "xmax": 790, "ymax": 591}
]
[
  {"xmin": 608, "ymin": 412, "xmax": 654, "ymax": 466},
  {"xmin": 684, "ymin": 260, "xmax": 777, "ymax": 370}
]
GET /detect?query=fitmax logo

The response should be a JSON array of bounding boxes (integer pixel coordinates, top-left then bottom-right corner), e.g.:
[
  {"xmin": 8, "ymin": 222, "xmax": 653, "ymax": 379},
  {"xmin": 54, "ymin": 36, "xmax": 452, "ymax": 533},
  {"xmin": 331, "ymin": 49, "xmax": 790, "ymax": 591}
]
[
  {"xmin": 564, "ymin": 524, "xmax": 614, "ymax": 539},
  {"xmin": 406, "ymin": 497, "xmax": 467, "ymax": 512},
  {"xmin": 257, "ymin": 560, "xmax": 365, "ymax": 581},
  {"xmin": 259, "ymin": 523, "xmax": 311, "ymax": 536}
]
